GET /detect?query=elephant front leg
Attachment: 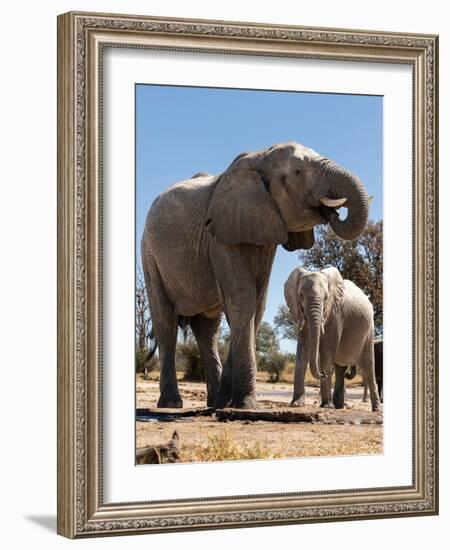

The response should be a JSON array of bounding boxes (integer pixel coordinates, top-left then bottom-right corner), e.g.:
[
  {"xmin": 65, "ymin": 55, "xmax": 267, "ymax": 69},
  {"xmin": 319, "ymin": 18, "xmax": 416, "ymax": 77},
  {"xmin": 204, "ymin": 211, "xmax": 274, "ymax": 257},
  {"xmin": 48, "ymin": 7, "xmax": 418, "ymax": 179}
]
[
  {"xmin": 291, "ymin": 327, "xmax": 308, "ymax": 407},
  {"xmin": 319, "ymin": 360, "xmax": 335, "ymax": 408},
  {"xmin": 320, "ymin": 374, "xmax": 334, "ymax": 408},
  {"xmin": 224, "ymin": 290, "xmax": 258, "ymax": 409},
  {"xmin": 214, "ymin": 320, "xmax": 258, "ymax": 410},
  {"xmin": 229, "ymin": 319, "xmax": 258, "ymax": 409},
  {"xmin": 209, "ymin": 244, "xmax": 261, "ymax": 409},
  {"xmin": 214, "ymin": 351, "xmax": 233, "ymax": 408}
]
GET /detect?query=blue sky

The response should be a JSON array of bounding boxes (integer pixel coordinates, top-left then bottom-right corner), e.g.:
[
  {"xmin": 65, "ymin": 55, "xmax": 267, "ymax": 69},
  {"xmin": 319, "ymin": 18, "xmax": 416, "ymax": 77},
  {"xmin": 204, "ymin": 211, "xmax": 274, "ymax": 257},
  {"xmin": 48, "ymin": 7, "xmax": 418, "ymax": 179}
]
[{"xmin": 136, "ymin": 85, "xmax": 383, "ymax": 352}]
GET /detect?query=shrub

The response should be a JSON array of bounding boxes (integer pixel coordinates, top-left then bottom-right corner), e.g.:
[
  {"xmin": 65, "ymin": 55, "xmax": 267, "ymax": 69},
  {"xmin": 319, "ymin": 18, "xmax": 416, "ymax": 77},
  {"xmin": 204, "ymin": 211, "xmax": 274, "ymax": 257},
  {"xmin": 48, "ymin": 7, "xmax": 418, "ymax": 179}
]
[
  {"xmin": 259, "ymin": 351, "xmax": 288, "ymax": 383},
  {"xmin": 135, "ymin": 346, "xmax": 159, "ymax": 376},
  {"xmin": 178, "ymin": 340, "xmax": 205, "ymax": 381}
]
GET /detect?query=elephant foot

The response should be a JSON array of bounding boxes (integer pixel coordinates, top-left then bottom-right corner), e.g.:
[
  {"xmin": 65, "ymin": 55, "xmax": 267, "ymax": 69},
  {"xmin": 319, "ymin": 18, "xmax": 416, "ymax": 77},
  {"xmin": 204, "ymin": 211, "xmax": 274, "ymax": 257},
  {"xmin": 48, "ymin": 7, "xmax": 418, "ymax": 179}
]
[
  {"xmin": 214, "ymin": 397, "xmax": 231, "ymax": 409},
  {"xmin": 214, "ymin": 382, "xmax": 233, "ymax": 409},
  {"xmin": 207, "ymin": 394, "xmax": 219, "ymax": 408},
  {"xmin": 290, "ymin": 397, "xmax": 306, "ymax": 408},
  {"xmin": 320, "ymin": 402, "xmax": 335, "ymax": 409},
  {"xmin": 372, "ymin": 402, "xmax": 382, "ymax": 412},
  {"xmin": 333, "ymin": 395, "xmax": 345, "ymax": 409},
  {"xmin": 157, "ymin": 395, "xmax": 183, "ymax": 409},
  {"xmin": 214, "ymin": 390, "xmax": 232, "ymax": 409},
  {"xmin": 362, "ymin": 397, "xmax": 369, "ymax": 403},
  {"xmin": 231, "ymin": 395, "xmax": 258, "ymax": 410}
]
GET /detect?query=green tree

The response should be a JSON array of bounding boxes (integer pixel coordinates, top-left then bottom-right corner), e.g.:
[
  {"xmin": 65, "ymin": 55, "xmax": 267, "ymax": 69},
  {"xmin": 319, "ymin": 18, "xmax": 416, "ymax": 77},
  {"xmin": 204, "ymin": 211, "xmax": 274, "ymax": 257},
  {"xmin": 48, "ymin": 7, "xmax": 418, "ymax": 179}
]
[
  {"xmin": 255, "ymin": 322, "xmax": 288, "ymax": 382},
  {"xmin": 178, "ymin": 338, "xmax": 204, "ymax": 381},
  {"xmin": 274, "ymin": 304, "xmax": 298, "ymax": 341},
  {"xmin": 260, "ymin": 352, "xmax": 288, "ymax": 383},
  {"xmin": 255, "ymin": 321, "xmax": 279, "ymax": 357}
]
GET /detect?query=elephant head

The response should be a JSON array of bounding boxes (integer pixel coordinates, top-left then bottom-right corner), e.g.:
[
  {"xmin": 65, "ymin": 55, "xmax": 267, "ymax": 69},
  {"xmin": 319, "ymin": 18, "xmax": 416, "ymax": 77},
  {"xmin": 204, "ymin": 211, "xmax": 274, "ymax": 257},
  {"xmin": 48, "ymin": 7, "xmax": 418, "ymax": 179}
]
[
  {"xmin": 206, "ymin": 142, "xmax": 369, "ymax": 249},
  {"xmin": 284, "ymin": 266, "xmax": 345, "ymax": 379}
]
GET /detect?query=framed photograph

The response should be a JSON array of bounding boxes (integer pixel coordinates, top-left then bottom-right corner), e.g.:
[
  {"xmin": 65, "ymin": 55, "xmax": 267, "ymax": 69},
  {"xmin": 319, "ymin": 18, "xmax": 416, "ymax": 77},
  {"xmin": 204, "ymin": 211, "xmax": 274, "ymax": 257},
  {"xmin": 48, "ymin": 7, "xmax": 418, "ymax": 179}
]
[{"xmin": 57, "ymin": 11, "xmax": 439, "ymax": 538}]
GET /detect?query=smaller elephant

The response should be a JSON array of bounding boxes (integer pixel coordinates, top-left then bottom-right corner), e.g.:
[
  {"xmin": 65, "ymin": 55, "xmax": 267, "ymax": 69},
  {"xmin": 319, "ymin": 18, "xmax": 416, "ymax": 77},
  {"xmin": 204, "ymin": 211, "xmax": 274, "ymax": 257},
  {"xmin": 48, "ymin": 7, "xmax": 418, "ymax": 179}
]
[
  {"xmin": 362, "ymin": 339, "xmax": 383, "ymax": 403},
  {"xmin": 284, "ymin": 266, "xmax": 381, "ymax": 411}
]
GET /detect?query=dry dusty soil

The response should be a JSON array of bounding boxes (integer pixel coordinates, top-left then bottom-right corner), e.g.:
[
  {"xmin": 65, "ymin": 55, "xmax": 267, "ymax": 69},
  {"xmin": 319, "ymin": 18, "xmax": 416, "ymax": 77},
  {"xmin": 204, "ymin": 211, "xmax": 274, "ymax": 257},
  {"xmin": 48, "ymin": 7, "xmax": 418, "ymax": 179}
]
[{"xmin": 136, "ymin": 377, "xmax": 383, "ymax": 464}]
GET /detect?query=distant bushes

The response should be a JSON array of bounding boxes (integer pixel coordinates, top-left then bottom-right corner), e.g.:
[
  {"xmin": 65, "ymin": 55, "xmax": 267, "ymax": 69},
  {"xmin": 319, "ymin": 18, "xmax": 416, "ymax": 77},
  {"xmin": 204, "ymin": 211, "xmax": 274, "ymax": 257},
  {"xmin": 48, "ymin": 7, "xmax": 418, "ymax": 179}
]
[
  {"xmin": 177, "ymin": 321, "xmax": 292, "ymax": 383},
  {"xmin": 135, "ymin": 346, "xmax": 159, "ymax": 378},
  {"xmin": 177, "ymin": 340, "xmax": 203, "ymax": 381},
  {"xmin": 178, "ymin": 338, "xmax": 228, "ymax": 382},
  {"xmin": 259, "ymin": 351, "xmax": 288, "ymax": 383}
]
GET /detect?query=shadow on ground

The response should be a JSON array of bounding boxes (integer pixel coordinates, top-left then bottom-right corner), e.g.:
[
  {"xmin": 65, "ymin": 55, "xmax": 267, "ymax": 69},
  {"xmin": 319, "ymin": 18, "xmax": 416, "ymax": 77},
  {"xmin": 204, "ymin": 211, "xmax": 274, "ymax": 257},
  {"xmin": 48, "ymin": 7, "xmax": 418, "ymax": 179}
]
[{"xmin": 25, "ymin": 515, "xmax": 56, "ymax": 533}]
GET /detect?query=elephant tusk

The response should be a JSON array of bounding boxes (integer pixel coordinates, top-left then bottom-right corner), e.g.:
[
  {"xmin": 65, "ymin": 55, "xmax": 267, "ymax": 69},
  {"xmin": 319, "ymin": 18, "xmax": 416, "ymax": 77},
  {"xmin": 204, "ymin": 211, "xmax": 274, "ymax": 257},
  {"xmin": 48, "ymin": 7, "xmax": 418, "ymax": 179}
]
[{"xmin": 320, "ymin": 196, "xmax": 347, "ymax": 208}]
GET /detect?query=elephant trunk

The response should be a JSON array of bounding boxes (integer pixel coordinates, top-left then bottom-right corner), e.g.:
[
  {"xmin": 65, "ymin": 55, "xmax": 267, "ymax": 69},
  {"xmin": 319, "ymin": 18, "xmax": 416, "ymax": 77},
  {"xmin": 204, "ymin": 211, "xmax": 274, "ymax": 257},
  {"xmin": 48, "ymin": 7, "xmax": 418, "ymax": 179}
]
[
  {"xmin": 307, "ymin": 302, "xmax": 325, "ymax": 380},
  {"xmin": 320, "ymin": 160, "xmax": 369, "ymax": 240}
]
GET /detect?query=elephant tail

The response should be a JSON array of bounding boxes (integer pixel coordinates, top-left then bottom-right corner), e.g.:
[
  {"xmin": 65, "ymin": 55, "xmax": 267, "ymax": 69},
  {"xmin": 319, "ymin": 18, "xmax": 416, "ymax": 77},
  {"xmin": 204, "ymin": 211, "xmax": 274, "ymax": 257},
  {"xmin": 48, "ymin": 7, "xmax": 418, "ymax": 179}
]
[
  {"xmin": 143, "ymin": 328, "xmax": 158, "ymax": 363},
  {"xmin": 345, "ymin": 366, "xmax": 357, "ymax": 380}
]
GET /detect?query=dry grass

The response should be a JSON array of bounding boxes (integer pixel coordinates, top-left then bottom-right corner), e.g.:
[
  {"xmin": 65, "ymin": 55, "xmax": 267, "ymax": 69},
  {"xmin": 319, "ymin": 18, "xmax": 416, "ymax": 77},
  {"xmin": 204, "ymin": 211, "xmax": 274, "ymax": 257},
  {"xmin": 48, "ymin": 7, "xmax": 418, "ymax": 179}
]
[{"xmin": 188, "ymin": 429, "xmax": 283, "ymax": 462}]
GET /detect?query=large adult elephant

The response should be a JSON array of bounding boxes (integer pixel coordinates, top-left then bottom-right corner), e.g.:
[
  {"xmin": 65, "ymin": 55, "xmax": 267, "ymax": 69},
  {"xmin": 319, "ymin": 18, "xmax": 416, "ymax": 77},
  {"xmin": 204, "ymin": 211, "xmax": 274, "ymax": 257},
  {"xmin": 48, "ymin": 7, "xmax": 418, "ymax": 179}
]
[
  {"xmin": 284, "ymin": 266, "xmax": 381, "ymax": 411},
  {"xmin": 142, "ymin": 142, "xmax": 370, "ymax": 409}
]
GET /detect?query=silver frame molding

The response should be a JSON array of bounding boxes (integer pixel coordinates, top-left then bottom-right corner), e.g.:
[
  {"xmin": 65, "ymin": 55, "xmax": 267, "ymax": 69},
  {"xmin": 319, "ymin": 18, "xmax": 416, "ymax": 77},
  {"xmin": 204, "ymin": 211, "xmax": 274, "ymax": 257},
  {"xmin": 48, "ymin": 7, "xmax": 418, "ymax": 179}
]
[{"xmin": 57, "ymin": 11, "xmax": 439, "ymax": 538}]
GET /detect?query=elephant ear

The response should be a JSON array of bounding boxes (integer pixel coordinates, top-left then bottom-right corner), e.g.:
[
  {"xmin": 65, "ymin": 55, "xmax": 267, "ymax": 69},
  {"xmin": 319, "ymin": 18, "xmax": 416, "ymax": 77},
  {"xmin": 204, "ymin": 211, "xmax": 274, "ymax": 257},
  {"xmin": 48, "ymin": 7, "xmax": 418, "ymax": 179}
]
[
  {"xmin": 284, "ymin": 267, "xmax": 309, "ymax": 330},
  {"xmin": 282, "ymin": 229, "xmax": 315, "ymax": 251},
  {"xmin": 322, "ymin": 266, "xmax": 345, "ymax": 322},
  {"xmin": 206, "ymin": 168, "xmax": 288, "ymax": 246}
]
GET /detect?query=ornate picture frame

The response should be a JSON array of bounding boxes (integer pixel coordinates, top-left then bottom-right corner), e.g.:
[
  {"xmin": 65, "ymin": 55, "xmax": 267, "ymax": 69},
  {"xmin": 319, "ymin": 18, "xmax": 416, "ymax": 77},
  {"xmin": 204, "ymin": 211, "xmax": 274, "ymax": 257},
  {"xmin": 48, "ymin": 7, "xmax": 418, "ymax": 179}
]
[{"xmin": 57, "ymin": 11, "xmax": 438, "ymax": 538}]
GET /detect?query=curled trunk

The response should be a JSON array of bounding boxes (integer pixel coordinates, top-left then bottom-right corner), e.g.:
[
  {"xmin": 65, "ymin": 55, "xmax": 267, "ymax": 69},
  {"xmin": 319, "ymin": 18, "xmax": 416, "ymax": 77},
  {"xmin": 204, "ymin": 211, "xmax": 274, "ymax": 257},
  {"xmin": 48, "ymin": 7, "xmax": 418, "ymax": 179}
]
[{"xmin": 320, "ymin": 160, "xmax": 369, "ymax": 240}]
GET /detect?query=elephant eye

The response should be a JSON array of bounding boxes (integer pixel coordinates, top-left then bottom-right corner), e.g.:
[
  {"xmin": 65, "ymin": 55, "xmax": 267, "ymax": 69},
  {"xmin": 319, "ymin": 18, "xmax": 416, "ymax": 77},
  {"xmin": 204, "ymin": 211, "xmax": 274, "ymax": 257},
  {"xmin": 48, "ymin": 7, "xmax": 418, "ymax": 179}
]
[{"xmin": 294, "ymin": 169, "xmax": 302, "ymax": 176}]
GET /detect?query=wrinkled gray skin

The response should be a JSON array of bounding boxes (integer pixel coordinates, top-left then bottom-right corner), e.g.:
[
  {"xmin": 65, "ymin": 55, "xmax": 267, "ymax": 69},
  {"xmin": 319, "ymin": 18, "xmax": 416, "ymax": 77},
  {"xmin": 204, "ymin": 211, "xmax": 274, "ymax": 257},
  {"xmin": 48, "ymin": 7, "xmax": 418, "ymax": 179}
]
[
  {"xmin": 142, "ymin": 142, "xmax": 370, "ymax": 409},
  {"xmin": 284, "ymin": 267, "xmax": 381, "ymax": 412}
]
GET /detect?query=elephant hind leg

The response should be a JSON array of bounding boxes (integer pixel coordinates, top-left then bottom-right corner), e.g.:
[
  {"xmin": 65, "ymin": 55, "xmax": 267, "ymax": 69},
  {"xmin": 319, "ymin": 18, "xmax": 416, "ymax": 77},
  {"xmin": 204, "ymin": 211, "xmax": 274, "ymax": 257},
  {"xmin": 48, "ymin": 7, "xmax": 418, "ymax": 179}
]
[
  {"xmin": 360, "ymin": 341, "xmax": 381, "ymax": 412},
  {"xmin": 332, "ymin": 366, "xmax": 346, "ymax": 409},
  {"xmin": 142, "ymin": 255, "xmax": 182, "ymax": 409},
  {"xmin": 190, "ymin": 315, "xmax": 222, "ymax": 407},
  {"xmin": 362, "ymin": 378, "xmax": 369, "ymax": 402}
]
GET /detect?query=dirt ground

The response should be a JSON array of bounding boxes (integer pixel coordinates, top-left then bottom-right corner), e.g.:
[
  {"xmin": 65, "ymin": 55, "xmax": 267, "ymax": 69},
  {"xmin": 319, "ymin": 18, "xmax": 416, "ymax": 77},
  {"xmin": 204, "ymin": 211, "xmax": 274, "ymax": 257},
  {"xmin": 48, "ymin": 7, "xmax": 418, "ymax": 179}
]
[{"xmin": 136, "ymin": 375, "xmax": 383, "ymax": 464}]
